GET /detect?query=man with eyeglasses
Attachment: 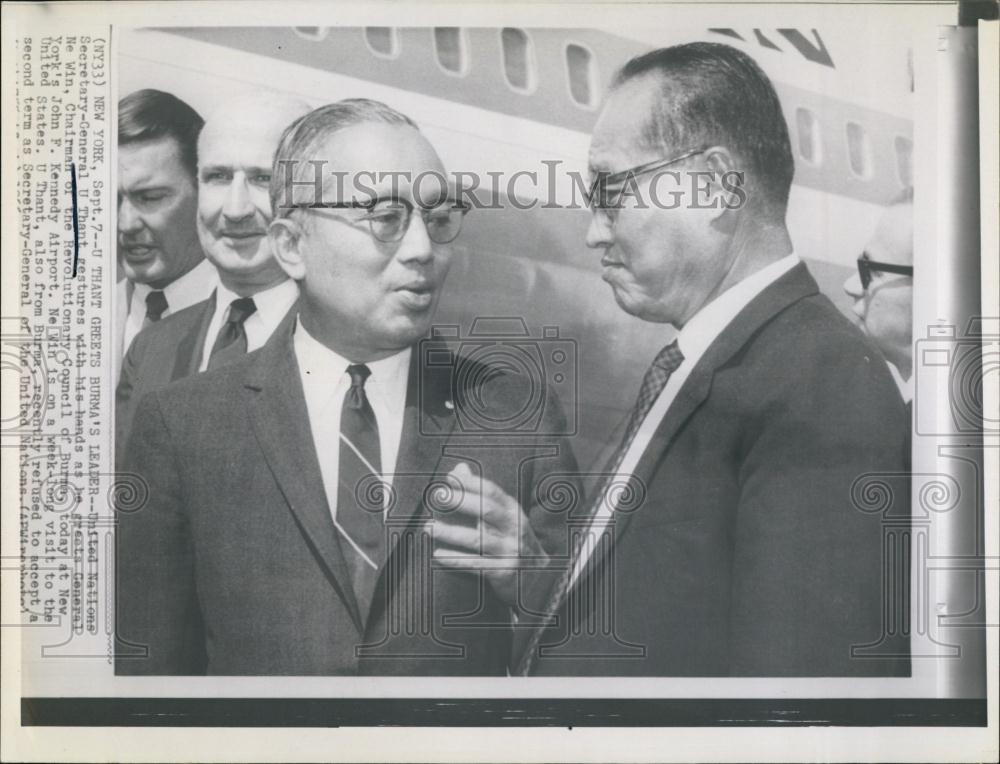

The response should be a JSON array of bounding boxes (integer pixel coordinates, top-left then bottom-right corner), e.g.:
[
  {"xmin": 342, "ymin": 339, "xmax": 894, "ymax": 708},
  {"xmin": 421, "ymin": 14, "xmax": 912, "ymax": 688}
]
[
  {"xmin": 115, "ymin": 93, "xmax": 311, "ymax": 450},
  {"xmin": 116, "ymin": 99, "xmax": 577, "ymax": 675},
  {"xmin": 843, "ymin": 190, "xmax": 914, "ymax": 407},
  {"xmin": 514, "ymin": 43, "xmax": 909, "ymax": 677}
]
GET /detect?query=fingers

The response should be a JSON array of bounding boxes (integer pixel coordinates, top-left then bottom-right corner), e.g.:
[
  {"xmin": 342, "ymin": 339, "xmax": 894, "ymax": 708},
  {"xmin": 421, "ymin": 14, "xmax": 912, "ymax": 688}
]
[
  {"xmin": 432, "ymin": 520, "xmax": 483, "ymax": 555},
  {"xmin": 433, "ymin": 505, "xmax": 517, "ymax": 558},
  {"xmin": 432, "ymin": 548, "xmax": 520, "ymax": 571},
  {"xmin": 447, "ymin": 462, "xmax": 511, "ymax": 504},
  {"xmin": 434, "ymin": 465, "xmax": 533, "ymax": 608},
  {"xmin": 442, "ymin": 462, "xmax": 518, "ymax": 531}
]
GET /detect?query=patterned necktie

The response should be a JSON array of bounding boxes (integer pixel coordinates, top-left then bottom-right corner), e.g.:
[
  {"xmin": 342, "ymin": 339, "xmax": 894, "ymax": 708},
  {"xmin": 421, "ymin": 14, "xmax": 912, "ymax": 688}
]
[
  {"xmin": 617, "ymin": 339, "xmax": 686, "ymax": 458},
  {"xmin": 144, "ymin": 290, "xmax": 168, "ymax": 324},
  {"xmin": 516, "ymin": 339, "xmax": 684, "ymax": 676},
  {"xmin": 337, "ymin": 364, "xmax": 385, "ymax": 620},
  {"xmin": 207, "ymin": 297, "xmax": 257, "ymax": 370}
]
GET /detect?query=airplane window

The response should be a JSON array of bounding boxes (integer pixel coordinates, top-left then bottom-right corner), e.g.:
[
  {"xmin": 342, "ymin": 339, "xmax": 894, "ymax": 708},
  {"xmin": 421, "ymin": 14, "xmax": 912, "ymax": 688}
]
[
  {"xmin": 293, "ymin": 27, "xmax": 328, "ymax": 42},
  {"xmin": 846, "ymin": 122, "xmax": 872, "ymax": 179},
  {"xmin": 894, "ymin": 136, "xmax": 913, "ymax": 187},
  {"xmin": 565, "ymin": 43, "xmax": 597, "ymax": 108},
  {"xmin": 364, "ymin": 27, "xmax": 399, "ymax": 59},
  {"xmin": 795, "ymin": 108, "xmax": 822, "ymax": 165},
  {"xmin": 501, "ymin": 28, "xmax": 536, "ymax": 92},
  {"xmin": 434, "ymin": 27, "xmax": 467, "ymax": 75}
]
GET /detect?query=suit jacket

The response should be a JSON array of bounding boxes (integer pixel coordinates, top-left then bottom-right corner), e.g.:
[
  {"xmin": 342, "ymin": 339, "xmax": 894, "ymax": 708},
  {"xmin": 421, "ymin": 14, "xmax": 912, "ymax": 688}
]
[
  {"xmin": 115, "ymin": 292, "xmax": 298, "ymax": 452},
  {"xmin": 115, "ymin": 323, "xmax": 578, "ymax": 675},
  {"xmin": 516, "ymin": 263, "xmax": 911, "ymax": 677},
  {"xmin": 113, "ymin": 279, "xmax": 130, "ymax": 384}
]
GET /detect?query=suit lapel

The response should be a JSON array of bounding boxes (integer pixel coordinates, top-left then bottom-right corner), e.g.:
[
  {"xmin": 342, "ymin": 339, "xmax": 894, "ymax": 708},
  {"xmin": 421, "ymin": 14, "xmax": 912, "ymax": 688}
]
[
  {"xmin": 613, "ymin": 263, "xmax": 819, "ymax": 543},
  {"xmin": 244, "ymin": 326, "xmax": 365, "ymax": 633},
  {"xmin": 365, "ymin": 345, "xmax": 458, "ymax": 631},
  {"xmin": 389, "ymin": 346, "xmax": 458, "ymax": 527},
  {"xmin": 171, "ymin": 292, "xmax": 216, "ymax": 382},
  {"xmin": 566, "ymin": 264, "xmax": 821, "ymax": 602}
]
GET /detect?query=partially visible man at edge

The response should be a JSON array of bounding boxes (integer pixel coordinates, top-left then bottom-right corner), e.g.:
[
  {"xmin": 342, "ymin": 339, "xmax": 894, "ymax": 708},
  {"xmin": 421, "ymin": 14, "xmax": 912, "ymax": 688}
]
[
  {"xmin": 515, "ymin": 42, "xmax": 910, "ymax": 677},
  {"xmin": 116, "ymin": 94, "xmax": 311, "ymax": 448},
  {"xmin": 116, "ymin": 89, "xmax": 216, "ymax": 382},
  {"xmin": 844, "ymin": 188, "xmax": 914, "ymax": 410}
]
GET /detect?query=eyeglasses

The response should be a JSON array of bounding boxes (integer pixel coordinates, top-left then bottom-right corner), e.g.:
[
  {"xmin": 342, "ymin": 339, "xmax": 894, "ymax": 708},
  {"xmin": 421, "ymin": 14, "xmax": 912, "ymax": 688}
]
[
  {"xmin": 588, "ymin": 147, "xmax": 707, "ymax": 213},
  {"xmin": 857, "ymin": 251, "xmax": 913, "ymax": 290},
  {"xmin": 286, "ymin": 197, "xmax": 470, "ymax": 244}
]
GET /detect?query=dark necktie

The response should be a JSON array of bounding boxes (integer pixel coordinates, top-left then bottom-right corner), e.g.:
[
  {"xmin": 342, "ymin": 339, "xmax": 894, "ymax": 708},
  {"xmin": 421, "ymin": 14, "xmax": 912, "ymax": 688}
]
[
  {"xmin": 207, "ymin": 297, "xmax": 257, "ymax": 370},
  {"xmin": 617, "ymin": 340, "xmax": 686, "ymax": 454},
  {"xmin": 337, "ymin": 363, "xmax": 385, "ymax": 619},
  {"xmin": 144, "ymin": 290, "xmax": 168, "ymax": 324},
  {"xmin": 516, "ymin": 339, "xmax": 684, "ymax": 675}
]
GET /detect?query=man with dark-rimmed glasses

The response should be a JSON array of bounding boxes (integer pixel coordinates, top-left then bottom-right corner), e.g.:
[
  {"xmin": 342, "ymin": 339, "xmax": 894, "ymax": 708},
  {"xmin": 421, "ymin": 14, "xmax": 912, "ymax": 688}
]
[
  {"xmin": 844, "ymin": 189, "xmax": 914, "ymax": 405},
  {"xmin": 116, "ymin": 98, "xmax": 577, "ymax": 675},
  {"xmin": 515, "ymin": 42, "xmax": 910, "ymax": 678}
]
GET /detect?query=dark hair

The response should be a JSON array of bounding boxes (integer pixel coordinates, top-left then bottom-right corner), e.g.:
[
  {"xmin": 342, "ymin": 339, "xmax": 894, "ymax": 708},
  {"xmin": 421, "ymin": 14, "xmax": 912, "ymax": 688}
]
[
  {"xmin": 270, "ymin": 98, "xmax": 418, "ymax": 217},
  {"xmin": 614, "ymin": 42, "xmax": 794, "ymax": 219},
  {"xmin": 118, "ymin": 89, "xmax": 204, "ymax": 177}
]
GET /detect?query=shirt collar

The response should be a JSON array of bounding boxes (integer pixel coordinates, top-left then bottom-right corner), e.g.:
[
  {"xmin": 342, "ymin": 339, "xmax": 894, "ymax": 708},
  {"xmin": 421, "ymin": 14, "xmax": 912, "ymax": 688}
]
[
  {"xmin": 293, "ymin": 317, "xmax": 411, "ymax": 419},
  {"xmin": 887, "ymin": 361, "xmax": 913, "ymax": 404},
  {"xmin": 676, "ymin": 253, "xmax": 800, "ymax": 361},
  {"xmin": 214, "ymin": 277, "xmax": 298, "ymax": 326},
  {"xmin": 133, "ymin": 257, "xmax": 218, "ymax": 309}
]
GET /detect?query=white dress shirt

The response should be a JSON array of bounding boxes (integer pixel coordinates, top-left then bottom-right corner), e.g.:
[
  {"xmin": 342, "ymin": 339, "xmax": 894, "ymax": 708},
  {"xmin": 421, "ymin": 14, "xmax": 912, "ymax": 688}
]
[
  {"xmin": 198, "ymin": 278, "xmax": 299, "ymax": 371},
  {"xmin": 121, "ymin": 258, "xmax": 218, "ymax": 357},
  {"xmin": 569, "ymin": 253, "xmax": 801, "ymax": 586},
  {"xmin": 887, "ymin": 362, "xmax": 913, "ymax": 404},
  {"xmin": 294, "ymin": 318, "xmax": 411, "ymax": 525}
]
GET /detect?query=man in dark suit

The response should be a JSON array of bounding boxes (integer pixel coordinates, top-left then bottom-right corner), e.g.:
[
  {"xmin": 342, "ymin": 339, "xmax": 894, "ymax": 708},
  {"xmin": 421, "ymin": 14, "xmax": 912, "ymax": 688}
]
[
  {"xmin": 116, "ymin": 99, "xmax": 576, "ymax": 675},
  {"xmin": 515, "ymin": 43, "xmax": 910, "ymax": 677},
  {"xmin": 116, "ymin": 94, "xmax": 310, "ymax": 447},
  {"xmin": 115, "ymin": 89, "xmax": 217, "ymax": 382}
]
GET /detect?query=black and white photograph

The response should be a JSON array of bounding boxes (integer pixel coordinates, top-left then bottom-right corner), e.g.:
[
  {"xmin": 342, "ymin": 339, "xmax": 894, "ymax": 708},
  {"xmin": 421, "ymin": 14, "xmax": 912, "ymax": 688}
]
[
  {"xmin": 2, "ymin": 1, "xmax": 997, "ymax": 762},
  {"xmin": 111, "ymin": 23, "xmax": 921, "ymax": 680}
]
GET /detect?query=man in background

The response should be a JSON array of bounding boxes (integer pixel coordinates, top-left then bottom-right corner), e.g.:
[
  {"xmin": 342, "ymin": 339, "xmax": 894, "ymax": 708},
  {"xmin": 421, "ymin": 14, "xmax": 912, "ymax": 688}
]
[
  {"xmin": 116, "ymin": 89, "xmax": 216, "ymax": 380},
  {"xmin": 843, "ymin": 189, "xmax": 914, "ymax": 407},
  {"xmin": 116, "ymin": 93, "xmax": 310, "ymax": 446}
]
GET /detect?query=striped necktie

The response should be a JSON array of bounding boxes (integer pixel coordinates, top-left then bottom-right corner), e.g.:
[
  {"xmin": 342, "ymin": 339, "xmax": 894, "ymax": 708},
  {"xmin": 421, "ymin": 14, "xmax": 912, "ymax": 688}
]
[{"xmin": 337, "ymin": 363, "xmax": 386, "ymax": 621}]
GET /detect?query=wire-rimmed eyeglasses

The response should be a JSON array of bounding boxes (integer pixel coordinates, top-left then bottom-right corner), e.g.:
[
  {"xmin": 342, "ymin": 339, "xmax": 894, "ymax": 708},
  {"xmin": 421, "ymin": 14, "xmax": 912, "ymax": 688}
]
[{"xmin": 588, "ymin": 147, "xmax": 707, "ymax": 213}]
